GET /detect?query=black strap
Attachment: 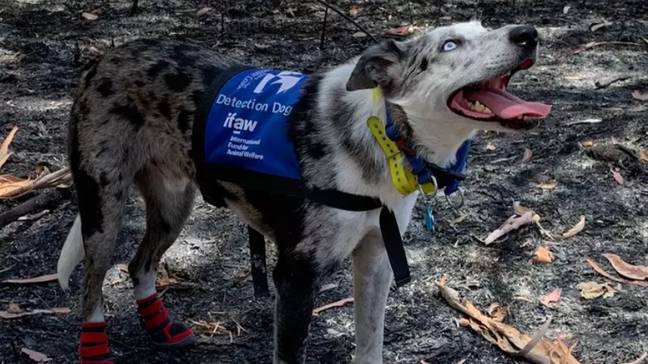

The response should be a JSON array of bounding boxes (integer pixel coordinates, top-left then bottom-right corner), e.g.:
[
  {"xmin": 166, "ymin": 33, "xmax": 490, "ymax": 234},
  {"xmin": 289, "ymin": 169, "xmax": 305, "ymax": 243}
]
[
  {"xmin": 248, "ymin": 226, "xmax": 270, "ymax": 298},
  {"xmin": 307, "ymin": 188, "xmax": 382, "ymax": 211},
  {"xmin": 379, "ymin": 207, "xmax": 411, "ymax": 287}
]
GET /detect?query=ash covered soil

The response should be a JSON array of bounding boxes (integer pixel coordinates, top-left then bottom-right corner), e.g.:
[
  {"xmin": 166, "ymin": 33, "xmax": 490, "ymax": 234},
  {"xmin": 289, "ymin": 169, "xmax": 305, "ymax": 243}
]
[{"xmin": 1, "ymin": 0, "xmax": 648, "ymax": 363}]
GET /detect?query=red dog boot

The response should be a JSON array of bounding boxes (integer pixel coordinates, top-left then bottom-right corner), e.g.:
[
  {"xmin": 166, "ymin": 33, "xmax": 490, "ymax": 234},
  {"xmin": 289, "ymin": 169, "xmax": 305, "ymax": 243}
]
[
  {"xmin": 136, "ymin": 293, "xmax": 196, "ymax": 349},
  {"xmin": 79, "ymin": 322, "xmax": 113, "ymax": 364}
]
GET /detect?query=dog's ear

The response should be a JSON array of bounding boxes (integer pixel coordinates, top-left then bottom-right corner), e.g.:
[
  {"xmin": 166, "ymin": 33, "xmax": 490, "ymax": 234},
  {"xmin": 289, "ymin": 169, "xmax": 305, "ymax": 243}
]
[{"xmin": 346, "ymin": 40, "xmax": 406, "ymax": 91}]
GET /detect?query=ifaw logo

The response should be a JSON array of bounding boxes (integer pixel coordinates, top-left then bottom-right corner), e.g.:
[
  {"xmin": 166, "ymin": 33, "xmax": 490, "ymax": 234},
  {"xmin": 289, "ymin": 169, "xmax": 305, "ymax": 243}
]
[
  {"xmin": 223, "ymin": 112, "xmax": 258, "ymax": 133},
  {"xmin": 253, "ymin": 71, "xmax": 303, "ymax": 95}
]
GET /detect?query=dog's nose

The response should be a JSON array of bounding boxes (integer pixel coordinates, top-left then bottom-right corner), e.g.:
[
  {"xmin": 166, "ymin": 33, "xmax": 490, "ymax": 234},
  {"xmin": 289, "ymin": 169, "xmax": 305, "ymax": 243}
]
[{"xmin": 509, "ymin": 25, "xmax": 538, "ymax": 49}]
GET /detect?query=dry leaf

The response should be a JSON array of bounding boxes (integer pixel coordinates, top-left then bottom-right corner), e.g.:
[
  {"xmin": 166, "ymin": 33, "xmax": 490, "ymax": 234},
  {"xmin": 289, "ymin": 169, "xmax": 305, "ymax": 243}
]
[
  {"xmin": 21, "ymin": 348, "xmax": 52, "ymax": 362},
  {"xmin": 521, "ymin": 148, "xmax": 533, "ymax": 162},
  {"xmin": 196, "ymin": 7, "xmax": 212, "ymax": 16},
  {"xmin": 0, "ymin": 175, "xmax": 32, "ymax": 198},
  {"xmin": 536, "ymin": 180, "xmax": 557, "ymax": 191},
  {"xmin": 484, "ymin": 212, "xmax": 535, "ymax": 245},
  {"xmin": 540, "ymin": 288, "xmax": 561, "ymax": 306},
  {"xmin": 485, "ymin": 143, "xmax": 496, "ymax": 151},
  {"xmin": 585, "ymin": 257, "xmax": 648, "ymax": 287},
  {"xmin": 7, "ymin": 303, "xmax": 23, "ymax": 314},
  {"xmin": 0, "ymin": 307, "xmax": 70, "ymax": 319},
  {"xmin": 562, "ymin": 216, "xmax": 585, "ymax": 238},
  {"xmin": 349, "ymin": 5, "xmax": 361, "ymax": 17},
  {"xmin": 576, "ymin": 281, "xmax": 617, "ymax": 299},
  {"xmin": 602, "ymin": 254, "xmax": 648, "ymax": 281},
  {"xmin": 581, "ymin": 139, "xmax": 594, "ymax": 148},
  {"xmin": 0, "ymin": 126, "xmax": 18, "ymax": 170},
  {"xmin": 611, "ymin": 168, "xmax": 624, "ymax": 185},
  {"xmin": 81, "ymin": 12, "xmax": 98, "ymax": 21},
  {"xmin": 0, "ymin": 167, "xmax": 71, "ymax": 199},
  {"xmin": 563, "ymin": 5, "xmax": 571, "ymax": 14},
  {"xmin": 632, "ymin": 90, "xmax": 648, "ymax": 101},
  {"xmin": 533, "ymin": 246, "xmax": 554, "ymax": 264},
  {"xmin": 313, "ymin": 297, "xmax": 353, "ymax": 316},
  {"xmin": 2, "ymin": 273, "xmax": 58, "ymax": 284},
  {"xmin": 638, "ymin": 148, "xmax": 648, "ymax": 162}
]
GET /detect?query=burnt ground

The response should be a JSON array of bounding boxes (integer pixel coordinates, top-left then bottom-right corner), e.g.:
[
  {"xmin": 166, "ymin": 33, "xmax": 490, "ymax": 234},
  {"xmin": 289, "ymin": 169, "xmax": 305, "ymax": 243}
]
[{"xmin": 1, "ymin": 0, "xmax": 647, "ymax": 363}]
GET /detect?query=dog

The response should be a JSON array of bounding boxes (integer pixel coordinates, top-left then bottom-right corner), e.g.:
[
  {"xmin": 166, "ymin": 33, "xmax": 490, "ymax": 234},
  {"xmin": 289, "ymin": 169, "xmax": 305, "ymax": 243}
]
[{"xmin": 57, "ymin": 21, "xmax": 550, "ymax": 363}]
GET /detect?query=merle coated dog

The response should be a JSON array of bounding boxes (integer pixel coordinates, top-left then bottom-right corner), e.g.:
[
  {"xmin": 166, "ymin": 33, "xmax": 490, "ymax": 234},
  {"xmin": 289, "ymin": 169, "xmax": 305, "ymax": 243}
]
[{"xmin": 57, "ymin": 21, "xmax": 550, "ymax": 363}]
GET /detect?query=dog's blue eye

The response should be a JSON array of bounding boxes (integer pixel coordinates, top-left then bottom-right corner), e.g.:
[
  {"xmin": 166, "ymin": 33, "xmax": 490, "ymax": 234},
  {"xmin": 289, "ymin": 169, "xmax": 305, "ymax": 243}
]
[{"xmin": 442, "ymin": 40, "xmax": 459, "ymax": 52}]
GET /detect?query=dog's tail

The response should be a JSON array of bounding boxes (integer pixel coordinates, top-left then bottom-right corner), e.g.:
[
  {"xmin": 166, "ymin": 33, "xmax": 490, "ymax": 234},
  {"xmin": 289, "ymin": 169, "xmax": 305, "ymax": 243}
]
[{"xmin": 57, "ymin": 214, "xmax": 85, "ymax": 290}]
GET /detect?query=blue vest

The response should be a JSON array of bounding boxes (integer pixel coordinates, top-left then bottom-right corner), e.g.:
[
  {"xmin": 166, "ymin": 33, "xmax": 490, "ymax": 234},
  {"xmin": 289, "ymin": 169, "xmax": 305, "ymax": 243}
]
[
  {"xmin": 194, "ymin": 67, "xmax": 310, "ymax": 202},
  {"xmin": 205, "ymin": 68, "xmax": 308, "ymax": 177}
]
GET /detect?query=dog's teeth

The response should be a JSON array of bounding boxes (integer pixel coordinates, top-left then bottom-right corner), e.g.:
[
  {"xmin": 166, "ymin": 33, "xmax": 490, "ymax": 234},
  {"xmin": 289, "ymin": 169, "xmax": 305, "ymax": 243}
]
[{"xmin": 468, "ymin": 100, "xmax": 491, "ymax": 114}]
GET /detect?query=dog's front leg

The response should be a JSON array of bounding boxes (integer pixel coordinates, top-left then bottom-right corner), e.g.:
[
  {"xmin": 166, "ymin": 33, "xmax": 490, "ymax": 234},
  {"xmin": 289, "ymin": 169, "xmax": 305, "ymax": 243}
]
[
  {"xmin": 351, "ymin": 232, "xmax": 392, "ymax": 364},
  {"xmin": 272, "ymin": 253, "xmax": 319, "ymax": 364}
]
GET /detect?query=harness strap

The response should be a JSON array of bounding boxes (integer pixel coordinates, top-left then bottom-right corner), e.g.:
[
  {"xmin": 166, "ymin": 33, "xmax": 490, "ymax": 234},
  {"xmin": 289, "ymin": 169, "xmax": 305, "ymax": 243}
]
[
  {"xmin": 248, "ymin": 188, "xmax": 410, "ymax": 296},
  {"xmin": 379, "ymin": 207, "xmax": 410, "ymax": 286},
  {"xmin": 248, "ymin": 226, "xmax": 270, "ymax": 297}
]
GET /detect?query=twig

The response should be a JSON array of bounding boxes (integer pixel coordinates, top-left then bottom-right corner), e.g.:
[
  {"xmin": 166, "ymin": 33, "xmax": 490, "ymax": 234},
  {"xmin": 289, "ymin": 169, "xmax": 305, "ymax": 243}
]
[
  {"xmin": 312, "ymin": 297, "xmax": 353, "ymax": 316},
  {"xmin": 319, "ymin": 7, "xmax": 329, "ymax": 50},
  {"xmin": 312, "ymin": 0, "xmax": 377, "ymax": 42},
  {"xmin": 575, "ymin": 41, "xmax": 643, "ymax": 54},
  {"xmin": 594, "ymin": 76, "xmax": 630, "ymax": 89},
  {"xmin": 515, "ymin": 317, "xmax": 552, "ymax": 357}
]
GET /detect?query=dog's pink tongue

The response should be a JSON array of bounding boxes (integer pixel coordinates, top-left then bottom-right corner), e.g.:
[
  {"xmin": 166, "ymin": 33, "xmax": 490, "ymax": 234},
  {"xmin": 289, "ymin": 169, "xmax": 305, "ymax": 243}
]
[{"xmin": 464, "ymin": 88, "xmax": 551, "ymax": 119}]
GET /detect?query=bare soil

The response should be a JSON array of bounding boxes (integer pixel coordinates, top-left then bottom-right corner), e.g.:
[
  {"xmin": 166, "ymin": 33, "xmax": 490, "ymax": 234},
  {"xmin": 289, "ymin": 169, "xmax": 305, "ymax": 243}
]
[{"xmin": 1, "ymin": 1, "xmax": 647, "ymax": 363}]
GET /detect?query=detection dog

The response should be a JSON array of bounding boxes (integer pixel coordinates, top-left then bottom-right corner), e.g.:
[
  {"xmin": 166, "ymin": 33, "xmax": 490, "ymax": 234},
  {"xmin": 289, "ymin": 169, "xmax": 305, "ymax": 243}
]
[{"xmin": 57, "ymin": 21, "xmax": 550, "ymax": 363}]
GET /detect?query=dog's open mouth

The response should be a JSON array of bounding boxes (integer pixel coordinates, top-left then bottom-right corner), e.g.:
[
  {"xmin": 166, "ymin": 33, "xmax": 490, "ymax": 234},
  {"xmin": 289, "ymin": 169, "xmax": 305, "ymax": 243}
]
[{"xmin": 448, "ymin": 60, "xmax": 551, "ymax": 129}]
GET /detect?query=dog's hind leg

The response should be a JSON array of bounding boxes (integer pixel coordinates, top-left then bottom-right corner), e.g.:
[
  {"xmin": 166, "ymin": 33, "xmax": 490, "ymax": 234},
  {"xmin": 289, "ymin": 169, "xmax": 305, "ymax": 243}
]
[
  {"xmin": 67, "ymin": 120, "xmax": 132, "ymax": 364},
  {"xmin": 127, "ymin": 162, "xmax": 197, "ymax": 348},
  {"xmin": 351, "ymin": 232, "xmax": 392, "ymax": 364},
  {"xmin": 272, "ymin": 252, "xmax": 321, "ymax": 364}
]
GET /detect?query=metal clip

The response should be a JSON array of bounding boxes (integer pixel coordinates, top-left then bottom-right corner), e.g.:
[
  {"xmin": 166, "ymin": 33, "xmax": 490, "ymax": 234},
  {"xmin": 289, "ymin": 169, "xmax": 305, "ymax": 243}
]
[{"xmin": 444, "ymin": 187, "xmax": 465, "ymax": 211}]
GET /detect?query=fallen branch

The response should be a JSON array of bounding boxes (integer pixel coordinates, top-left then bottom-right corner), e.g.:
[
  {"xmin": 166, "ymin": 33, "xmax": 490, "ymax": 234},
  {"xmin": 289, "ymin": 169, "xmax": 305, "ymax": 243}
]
[
  {"xmin": 484, "ymin": 211, "xmax": 535, "ymax": 245},
  {"xmin": 0, "ymin": 189, "xmax": 65, "ymax": 229},
  {"xmin": 438, "ymin": 276, "xmax": 581, "ymax": 364}
]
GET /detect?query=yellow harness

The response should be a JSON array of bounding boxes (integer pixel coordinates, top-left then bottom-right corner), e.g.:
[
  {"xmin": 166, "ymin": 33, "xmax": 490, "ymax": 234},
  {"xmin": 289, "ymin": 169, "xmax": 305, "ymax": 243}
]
[{"xmin": 367, "ymin": 88, "xmax": 437, "ymax": 196}]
